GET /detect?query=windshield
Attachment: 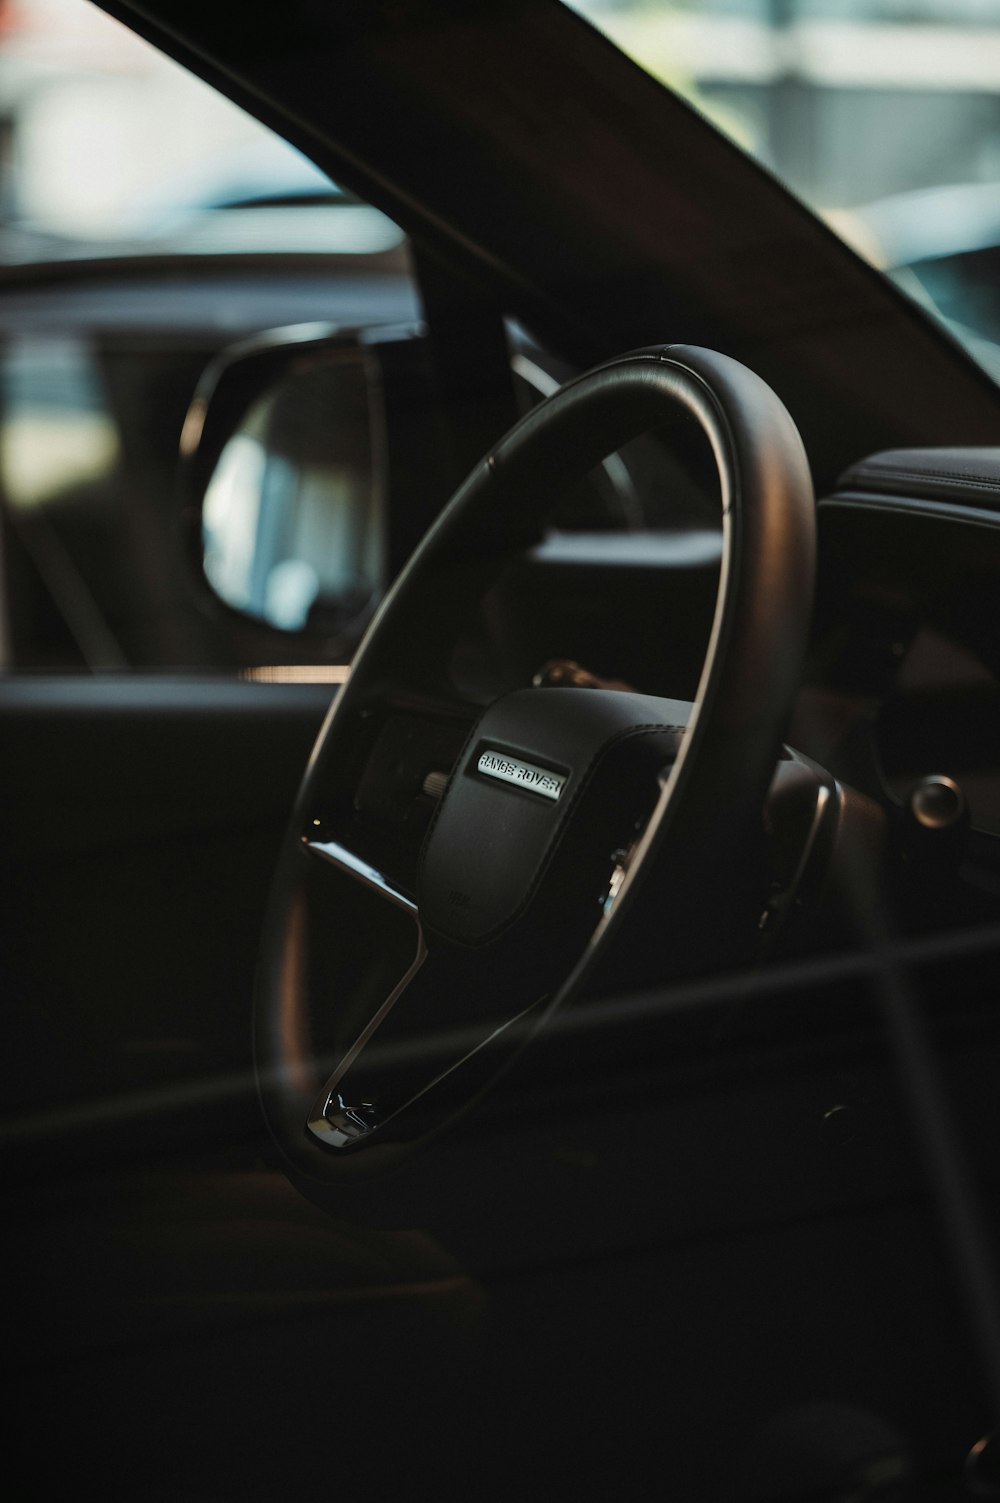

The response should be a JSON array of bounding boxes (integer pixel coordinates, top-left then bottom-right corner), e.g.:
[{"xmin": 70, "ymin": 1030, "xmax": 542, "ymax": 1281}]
[{"xmin": 566, "ymin": 0, "xmax": 1000, "ymax": 374}]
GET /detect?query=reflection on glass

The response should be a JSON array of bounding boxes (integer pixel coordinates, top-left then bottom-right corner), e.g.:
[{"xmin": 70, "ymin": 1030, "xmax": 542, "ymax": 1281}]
[
  {"xmin": 203, "ymin": 433, "xmax": 265, "ymax": 611},
  {"xmin": 202, "ymin": 353, "xmax": 383, "ymax": 635}
]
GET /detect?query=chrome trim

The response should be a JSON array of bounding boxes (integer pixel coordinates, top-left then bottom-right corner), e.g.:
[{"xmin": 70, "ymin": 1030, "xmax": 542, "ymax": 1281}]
[
  {"xmin": 302, "ymin": 836, "xmax": 417, "ymax": 915},
  {"xmin": 477, "ymin": 749, "xmax": 566, "ymax": 801},
  {"xmin": 311, "ymin": 991, "xmax": 546, "ymax": 1151},
  {"xmin": 309, "ymin": 1093, "xmax": 380, "ymax": 1148},
  {"xmin": 305, "ymin": 923, "xmax": 428, "ymax": 1148}
]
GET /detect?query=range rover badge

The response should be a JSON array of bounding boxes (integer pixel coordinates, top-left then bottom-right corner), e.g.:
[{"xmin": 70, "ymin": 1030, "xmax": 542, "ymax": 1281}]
[{"xmin": 476, "ymin": 749, "xmax": 566, "ymax": 801}]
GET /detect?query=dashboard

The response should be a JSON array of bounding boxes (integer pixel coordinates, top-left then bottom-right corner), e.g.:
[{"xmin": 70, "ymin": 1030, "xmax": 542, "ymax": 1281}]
[{"xmin": 789, "ymin": 452, "xmax": 1000, "ymax": 941}]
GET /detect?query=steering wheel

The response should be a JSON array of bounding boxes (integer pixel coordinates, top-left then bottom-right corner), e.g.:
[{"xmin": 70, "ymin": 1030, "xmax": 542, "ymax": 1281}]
[{"xmin": 254, "ymin": 345, "xmax": 815, "ymax": 1203}]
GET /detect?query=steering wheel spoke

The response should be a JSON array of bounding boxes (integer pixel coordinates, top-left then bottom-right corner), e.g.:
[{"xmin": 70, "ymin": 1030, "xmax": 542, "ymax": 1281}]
[
  {"xmin": 304, "ymin": 921, "xmax": 428, "ymax": 1149},
  {"xmin": 302, "ymin": 832, "xmax": 419, "ymax": 917}
]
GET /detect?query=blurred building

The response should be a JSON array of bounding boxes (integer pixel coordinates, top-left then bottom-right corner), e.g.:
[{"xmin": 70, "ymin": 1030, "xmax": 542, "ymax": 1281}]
[{"xmin": 573, "ymin": 0, "xmax": 1000, "ymax": 212}]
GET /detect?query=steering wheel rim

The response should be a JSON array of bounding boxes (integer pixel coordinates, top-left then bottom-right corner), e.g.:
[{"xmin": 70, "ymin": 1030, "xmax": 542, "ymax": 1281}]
[{"xmin": 254, "ymin": 344, "xmax": 815, "ymax": 1198}]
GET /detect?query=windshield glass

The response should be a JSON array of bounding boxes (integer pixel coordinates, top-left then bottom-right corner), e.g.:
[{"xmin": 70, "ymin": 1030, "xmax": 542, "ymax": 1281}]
[{"xmin": 566, "ymin": 0, "xmax": 1000, "ymax": 374}]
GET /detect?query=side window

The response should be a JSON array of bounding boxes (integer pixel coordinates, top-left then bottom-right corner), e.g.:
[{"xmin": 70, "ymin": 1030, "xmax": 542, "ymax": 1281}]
[
  {"xmin": 0, "ymin": 0, "xmax": 414, "ymax": 671},
  {"xmin": 1, "ymin": 334, "xmax": 127, "ymax": 668}
]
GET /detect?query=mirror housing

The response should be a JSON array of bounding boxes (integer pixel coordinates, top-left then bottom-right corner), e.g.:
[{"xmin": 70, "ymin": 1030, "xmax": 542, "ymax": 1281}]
[{"xmin": 182, "ymin": 322, "xmax": 402, "ymax": 653}]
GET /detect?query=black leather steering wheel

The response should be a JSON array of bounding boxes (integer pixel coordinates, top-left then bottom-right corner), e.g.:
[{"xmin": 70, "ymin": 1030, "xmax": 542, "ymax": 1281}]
[{"xmin": 254, "ymin": 345, "xmax": 815, "ymax": 1199}]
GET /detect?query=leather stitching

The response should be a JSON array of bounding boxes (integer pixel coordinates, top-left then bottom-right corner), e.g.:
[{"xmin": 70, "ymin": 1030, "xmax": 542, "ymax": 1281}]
[{"xmin": 847, "ymin": 464, "xmax": 1000, "ymax": 492}]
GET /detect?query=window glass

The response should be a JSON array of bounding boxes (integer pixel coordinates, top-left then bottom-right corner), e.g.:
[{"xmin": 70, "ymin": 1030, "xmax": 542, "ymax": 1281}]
[
  {"xmin": 0, "ymin": 0, "xmax": 403, "ymax": 258},
  {"xmin": 567, "ymin": 0, "xmax": 1000, "ymax": 374},
  {"xmin": 1, "ymin": 335, "xmax": 118, "ymax": 509},
  {"xmin": 0, "ymin": 0, "xmax": 412, "ymax": 671}
]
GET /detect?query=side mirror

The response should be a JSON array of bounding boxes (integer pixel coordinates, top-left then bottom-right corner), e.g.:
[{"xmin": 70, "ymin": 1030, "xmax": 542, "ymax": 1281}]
[{"xmin": 182, "ymin": 323, "xmax": 388, "ymax": 644}]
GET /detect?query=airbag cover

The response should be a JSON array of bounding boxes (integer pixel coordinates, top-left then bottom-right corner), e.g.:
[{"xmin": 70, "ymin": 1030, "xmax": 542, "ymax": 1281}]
[{"xmin": 418, "ymin": 687, "xmax": 689, "ymax": 948}]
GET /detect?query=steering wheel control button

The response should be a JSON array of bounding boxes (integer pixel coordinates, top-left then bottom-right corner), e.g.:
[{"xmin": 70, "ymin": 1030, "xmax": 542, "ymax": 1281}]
[
  {"xmin": 476, "ymin": 749, "xmax": 566, "ymax": 801},
  {"xmin": 355, "ymin": 714, "xmax": 469, "ymax": 825},
  {"xmin": 422, "ymin": 769, "xmax": 450, "ymax": 801}
]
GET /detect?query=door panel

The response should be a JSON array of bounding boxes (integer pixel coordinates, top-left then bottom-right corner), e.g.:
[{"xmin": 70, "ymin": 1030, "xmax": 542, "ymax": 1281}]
[{"xmin": 0, "ymin": 675, "xmax": 331, "ymax": 1166}]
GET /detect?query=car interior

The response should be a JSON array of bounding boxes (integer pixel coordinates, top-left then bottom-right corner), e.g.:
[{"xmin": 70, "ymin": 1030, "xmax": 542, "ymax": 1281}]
[{"xmin": 5, "ymin": 1, "xmax": 1000, "ymax": 1499}]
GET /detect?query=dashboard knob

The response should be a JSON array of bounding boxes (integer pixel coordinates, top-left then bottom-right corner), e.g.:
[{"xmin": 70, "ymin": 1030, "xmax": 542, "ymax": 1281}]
[{"xmin": 908, "ymin": 775, "xmax": 966, "ymax": 831}]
